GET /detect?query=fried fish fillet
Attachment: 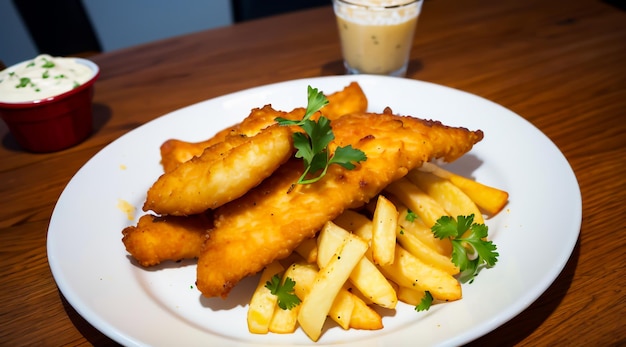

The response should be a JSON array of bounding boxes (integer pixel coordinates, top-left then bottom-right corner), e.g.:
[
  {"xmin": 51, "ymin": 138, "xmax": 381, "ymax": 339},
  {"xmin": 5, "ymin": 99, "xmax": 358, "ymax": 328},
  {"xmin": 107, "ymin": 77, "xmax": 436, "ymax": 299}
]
[
  {"xmin": 196, "ymin": 110, "xmax": 484, "ymax": 298},
  {"xmin": 159, "ymin": 82, "xmax": 368, "ymax": 173},
  {"xmin": 122, "ymin": 212, "xmax": 212, "ymax": 267},
  {"xmin": 144, "ymin": 124, "xmax": 294, "ymax": 216},
  {"xmin": 160, "ymin": 105, "xmax": 298, "ymax": 173}
]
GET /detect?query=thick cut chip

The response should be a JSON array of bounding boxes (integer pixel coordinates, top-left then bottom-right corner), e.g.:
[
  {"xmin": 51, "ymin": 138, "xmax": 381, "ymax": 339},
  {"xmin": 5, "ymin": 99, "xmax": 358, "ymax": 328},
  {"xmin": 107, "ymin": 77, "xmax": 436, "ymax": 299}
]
[
  {"xmin": 396, "ymin": 218, "xmax": 459, "ymax": 275},
  {"xmin": 294, "ymin": 238, "xmax": 318, "ymax": 264},
  {"xmin": 406, "ymin": 170, "xmax": 485, "ymax": 224},
  {"xmin": 377, "ymin": 245, "xmax": 462, "ymax": 302},
  {"xmin": 396, "ymin": 286, "xmax": 427, "ymax": 306},
  {"xmin": 371, "ymin": 195, "xmax": 398, "ymax": 266},
  {"xmin": 418, "ymin": 162, "xmax": 509, "ymax": 215},
  {"xmin": 397, "ymin": 207, "xmax": 452, "ymax": 257},
  {"xmin": 385, "ymin": 177, "xmax": 448, "ymax": 228},
  {"xmin": 298, "ymin": 231, "xmax": 368, "ymax": 341},
  {"xmin": 317, "ymin": 221, "xmax": 397, "ymax": 309},
  {"xmin": 349, "ymin": 296, "xmax": 383, "ymax": 330},
  {"xmin": 247, "ymin": 261, "xmax": 285, "ymax": 334}
]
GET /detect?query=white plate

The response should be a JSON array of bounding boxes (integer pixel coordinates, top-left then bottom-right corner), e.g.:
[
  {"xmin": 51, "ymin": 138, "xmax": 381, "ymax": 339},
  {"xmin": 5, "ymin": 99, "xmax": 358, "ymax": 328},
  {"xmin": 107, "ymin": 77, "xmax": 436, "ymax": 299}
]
[{"xmin": 47, "ymin": 75, "xmax": 581, "ymax": 346}]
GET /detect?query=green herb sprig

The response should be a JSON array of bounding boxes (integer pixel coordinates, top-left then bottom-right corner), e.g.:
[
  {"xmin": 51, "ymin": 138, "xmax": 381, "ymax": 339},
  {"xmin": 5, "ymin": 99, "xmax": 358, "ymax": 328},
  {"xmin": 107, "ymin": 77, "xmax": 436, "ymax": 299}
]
[
  {"xmin": 265, "ymin": 274, "xmax": 301, "ymax": 310},
  {"xmin": 275, "ymin": 86, "xmax": 367, "ymax": 184},
  {"xmin": 431, "ymin": 214, "xmax": 498, "ymax": 283},
  {"xmin": 415, "ymin": 291, "xmax": 433, "ymax": 312}
]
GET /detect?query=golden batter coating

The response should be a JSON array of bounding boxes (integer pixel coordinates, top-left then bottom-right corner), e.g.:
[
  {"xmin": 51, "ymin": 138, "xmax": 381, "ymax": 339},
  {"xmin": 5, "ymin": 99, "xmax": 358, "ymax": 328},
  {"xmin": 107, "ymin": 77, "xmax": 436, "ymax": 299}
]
[{"xmin": 122, "ymin": 212, "xmax": 212, "ymax": 267}]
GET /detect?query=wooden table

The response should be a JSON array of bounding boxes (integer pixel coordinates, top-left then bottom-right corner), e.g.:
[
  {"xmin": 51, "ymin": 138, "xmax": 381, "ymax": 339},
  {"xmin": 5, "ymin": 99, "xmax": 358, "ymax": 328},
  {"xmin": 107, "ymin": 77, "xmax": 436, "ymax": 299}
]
[{"xmin": 1, "ymin": 0, "xmax": 624, "ymax": 345}]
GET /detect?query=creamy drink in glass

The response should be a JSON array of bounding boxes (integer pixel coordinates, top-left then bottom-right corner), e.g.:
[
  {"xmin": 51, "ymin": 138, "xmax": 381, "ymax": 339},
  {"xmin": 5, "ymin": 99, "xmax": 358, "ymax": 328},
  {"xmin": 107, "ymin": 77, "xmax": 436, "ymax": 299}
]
[{"xmin": 333, "ymin": 0, "xmax": 423, "ymax": 76}]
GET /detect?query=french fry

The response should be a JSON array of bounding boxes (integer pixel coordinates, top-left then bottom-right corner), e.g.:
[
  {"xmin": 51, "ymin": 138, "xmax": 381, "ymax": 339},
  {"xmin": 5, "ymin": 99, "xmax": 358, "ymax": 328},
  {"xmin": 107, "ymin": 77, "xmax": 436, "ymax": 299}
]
[
  {"xmin": 317, "ymin": 221, "xmax": 397, "ymax": 309},
  {"xmin": 417, "ymin": 162, "xmax": 509, "ymax": 215},
  {"xmin": 268, "ymin": 301, "xmax": 299, "ymax": 334},
  {"xmin": 384, "ymin": 177, "xmax": 448, "ymax": 228},
  {"xmin": 397, "ymin": 207, "xmax": 452, "ymax": 256},
  {"xmin": 287, "ymin": 262, "xmax": 318, "ymax": 299},
  {"xmin": 294, "ymin": 237, "xmax": 318, "ymax": 264},
  {"xmin": 346, "ymin": 283, "xmax": 375, "ymax": 305},
  {"xmin": 396, "ymin": 206, "xmax": 459, "ymax": 275},
  {"xmin": 376, "ymin": 245, "xmax": 462, "ymax": 302},
  {"xmin": 247, "ymin": 261, "xmax": 285, "ymax": 334},
  {"xmin": 371, "ymin": 195, "xmax": 398, "ymax": 266},
  {"xmin": 316, "ymin": 222, "xmax": 347, "ymax": 268},
  {"xmin": 328, "ymin": 284, "xmax": 355, "ymax": 330},
  {"xmin": 287, "ymin": 261, "xmax": 358, "ymax": 330},
  {"xmin": 396, "ymin": 216, "xmax": 459, "ymax": 275},
  {"xmin": 396, "ymin": 286, "xmax": 427, "ymax": 306},
  {"xmin": 349, "ymin": 295, "xmax": 383, "ymax": 330},
  {"xmin": 333, "ymin": 210, "xmax": 373, "ymax": 240},
  {"xmin": 268, "ymin": 263, "xmax": 304, "ymax": 334},
  {"xmin": 349, "ymin": 257, "xmax": 397, "ymax": 309},
  {"xmin": 337, "ymin": 217, "xmax": 458, "ymax": 301},
  {"xmin": 298, "ymin": 228, "xmax": 369, "ymax": 341},
  {"xmin": 337, "ymin": 211, "xmax": 373, "ymax": 242},
  {"xmin": 277, "ymin": 252, "xmax": 306, "ymax": 269},
  {"xmin": 406, "ymin": 170, "xmax": 485, "ymax": 224}
]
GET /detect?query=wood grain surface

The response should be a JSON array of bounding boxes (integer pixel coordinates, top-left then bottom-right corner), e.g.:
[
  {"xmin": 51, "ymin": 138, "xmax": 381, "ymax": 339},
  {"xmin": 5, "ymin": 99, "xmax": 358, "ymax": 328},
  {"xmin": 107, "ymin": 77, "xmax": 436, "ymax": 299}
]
[{"xmin": 1, "ymin": 0, "xmax": 624, "ymax": 345}]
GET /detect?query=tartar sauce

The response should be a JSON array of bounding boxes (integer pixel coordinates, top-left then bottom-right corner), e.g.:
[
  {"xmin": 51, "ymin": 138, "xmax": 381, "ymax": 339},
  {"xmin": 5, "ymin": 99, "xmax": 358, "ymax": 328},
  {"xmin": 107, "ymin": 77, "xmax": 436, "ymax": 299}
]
[{"xmin": 0, "ymin": 54, "xmax": 94, "ymax": 103}]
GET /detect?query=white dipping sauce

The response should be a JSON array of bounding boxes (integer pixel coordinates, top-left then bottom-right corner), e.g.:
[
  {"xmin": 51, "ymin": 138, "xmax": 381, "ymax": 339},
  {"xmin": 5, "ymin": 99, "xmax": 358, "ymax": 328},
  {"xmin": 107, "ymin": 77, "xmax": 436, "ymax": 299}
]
[{"xmin": 0, "ymin": 54, "xmax": 94, "ymax": 103}]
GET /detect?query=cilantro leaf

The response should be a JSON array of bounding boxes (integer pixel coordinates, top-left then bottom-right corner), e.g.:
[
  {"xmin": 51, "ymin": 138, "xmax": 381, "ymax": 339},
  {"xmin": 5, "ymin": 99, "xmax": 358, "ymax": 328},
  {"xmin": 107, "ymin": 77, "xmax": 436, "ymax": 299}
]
[
  {"xmin": 415, "ymin": 291, "xmax": 433, "ymax": 312},
  {"xmin": 431, "ymin": 214, "xmax": 499, "ymax": 283},
  {"xmin": 275, "ymin": 86, "xmax": 367, "ymax": 185},
  {"xmin": 265, "ymin": 274, "xmax": 301, "ymax": 310}
]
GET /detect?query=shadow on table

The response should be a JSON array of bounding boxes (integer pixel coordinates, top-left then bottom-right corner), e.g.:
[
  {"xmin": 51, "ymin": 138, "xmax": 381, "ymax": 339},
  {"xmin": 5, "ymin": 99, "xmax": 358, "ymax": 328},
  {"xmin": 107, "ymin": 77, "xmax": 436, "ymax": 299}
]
[
  {"xmin": 464, "ymin": 238, "xmax": 581, "ymax": 347},
  {"xmin": 319, "ymin": 58, "xmax": 425, "ymax": 77}
]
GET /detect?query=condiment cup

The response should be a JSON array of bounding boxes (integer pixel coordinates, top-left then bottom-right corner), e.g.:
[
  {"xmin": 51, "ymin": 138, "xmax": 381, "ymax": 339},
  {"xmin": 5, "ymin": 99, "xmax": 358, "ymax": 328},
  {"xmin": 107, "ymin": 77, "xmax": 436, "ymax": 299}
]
[
  {"xmin": 0, "ymin": 58, "xmax": 100, "ymax": 153},
  {"xmin": 333, "ymin": 0, "xmax": 423, "ymax": 77}
]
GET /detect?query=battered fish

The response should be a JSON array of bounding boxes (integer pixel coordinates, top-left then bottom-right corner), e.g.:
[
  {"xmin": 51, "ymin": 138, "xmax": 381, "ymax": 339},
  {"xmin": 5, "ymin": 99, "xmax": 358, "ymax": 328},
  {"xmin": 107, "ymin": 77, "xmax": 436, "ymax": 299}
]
[
  {"xmin": 122, "ymin": 212, "xmax": 212, "ymax": 267},
  {"xmin": 159, "ymin": 105, "xmax": 298, "ymax": 173},
  {"xmin": 159, "ymin": 82, "xmax": 368, "ymax": 173},
  {"xmin": 196, "ymin": 110, "xmax": 484, "ymax": 298},
  {"xmin": 144, "ymin": 124, "xmax": 294, "ymax": 216}
]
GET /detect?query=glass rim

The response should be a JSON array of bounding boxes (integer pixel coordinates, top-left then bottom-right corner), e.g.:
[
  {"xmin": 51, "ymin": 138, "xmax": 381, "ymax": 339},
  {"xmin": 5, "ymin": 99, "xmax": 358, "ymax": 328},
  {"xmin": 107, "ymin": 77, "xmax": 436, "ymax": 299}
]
[{"xmin": 333, "ymin": 0, "xmax": 422, "ymax": 10}]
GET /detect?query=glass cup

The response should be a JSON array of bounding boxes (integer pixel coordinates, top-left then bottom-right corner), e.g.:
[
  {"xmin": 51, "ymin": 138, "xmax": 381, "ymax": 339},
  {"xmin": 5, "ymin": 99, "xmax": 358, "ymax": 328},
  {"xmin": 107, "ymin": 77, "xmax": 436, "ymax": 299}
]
[{"xmin": 332, "ymin": 0, "xmax": 423, "ymax": 77}]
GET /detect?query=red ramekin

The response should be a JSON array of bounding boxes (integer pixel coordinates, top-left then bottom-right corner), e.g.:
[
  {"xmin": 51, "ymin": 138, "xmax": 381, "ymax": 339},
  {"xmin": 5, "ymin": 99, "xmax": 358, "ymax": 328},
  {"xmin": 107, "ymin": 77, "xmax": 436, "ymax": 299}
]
[{"xmin": 0, "ymin": 58, "xmax": 100, "ymax": 153}]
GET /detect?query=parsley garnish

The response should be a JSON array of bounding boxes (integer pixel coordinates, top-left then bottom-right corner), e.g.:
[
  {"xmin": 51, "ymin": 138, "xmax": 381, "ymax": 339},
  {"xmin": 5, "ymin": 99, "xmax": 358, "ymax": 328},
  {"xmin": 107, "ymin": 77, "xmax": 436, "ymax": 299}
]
[
  {"xmin": 275, "ymin": 86, "xmax": 367, "ymax": 184},
  {"xmin": 265, "ymin": 274, "xmax": 301, "ymax": 310},
  {"xmin": 16, "ymin": 77, "xmax": 32, "ymax": 89},
  {"xmin": 415, "ymin": 291, "xmax": 433, "ymax": 312},
  {"xmin": 41, "ymin": 59, "xmax": 55, "ymax": 69},
  {"xmin": 431, "ymin": 214, "xmax": 498, "ymax": 283},
  {"xmin": 405, "ymin": 209, "xmax": 419, "ymax": 222}
]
